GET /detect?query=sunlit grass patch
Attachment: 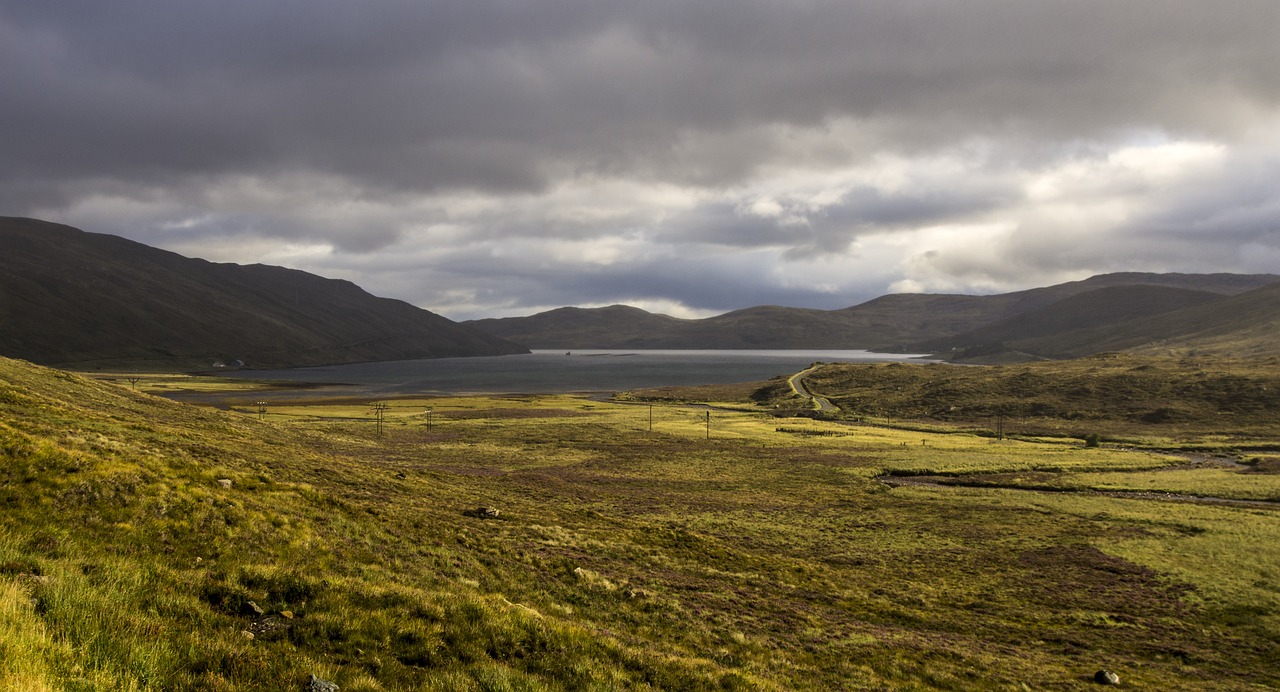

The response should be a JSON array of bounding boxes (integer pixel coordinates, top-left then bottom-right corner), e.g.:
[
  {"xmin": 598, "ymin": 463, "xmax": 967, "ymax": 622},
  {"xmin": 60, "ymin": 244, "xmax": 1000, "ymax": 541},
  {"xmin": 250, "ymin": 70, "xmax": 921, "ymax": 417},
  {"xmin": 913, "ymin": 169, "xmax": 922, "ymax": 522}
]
[
  {"xmin": 725, "ymin": 414, "xmax": 1184, "ymax": 477},
  {"xmin": 1023, "ymin": 493, "xmax": 1280, "ymax": 644},
  {"xmin": 0, "ymin": 577, "xmax": 65, "ymax": 691},
  {"xmin": 89, "ymin": 372, "xmax": 282, "ymax": 395},
  {"xmin": 1060, "ymin": 467, "xmax": 1280, "ymax": 501}
]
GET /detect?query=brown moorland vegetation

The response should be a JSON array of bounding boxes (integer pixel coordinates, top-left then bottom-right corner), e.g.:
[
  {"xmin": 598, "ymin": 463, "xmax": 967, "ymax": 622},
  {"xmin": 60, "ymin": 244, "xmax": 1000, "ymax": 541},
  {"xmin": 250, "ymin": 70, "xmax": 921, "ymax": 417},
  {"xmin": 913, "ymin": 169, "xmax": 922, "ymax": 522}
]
[{"xmin": 2, "ymin": 354, "xmax": 1279, "ymax": 689}]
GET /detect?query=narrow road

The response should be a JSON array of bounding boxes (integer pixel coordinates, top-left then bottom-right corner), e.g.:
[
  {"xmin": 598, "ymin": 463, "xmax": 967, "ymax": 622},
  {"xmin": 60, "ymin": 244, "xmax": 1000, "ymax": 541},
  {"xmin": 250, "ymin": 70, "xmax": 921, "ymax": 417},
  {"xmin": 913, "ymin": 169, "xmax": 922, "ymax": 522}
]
[{"xmin": 788, "ymin": 365, "xmax": 839, "ymax": 412}]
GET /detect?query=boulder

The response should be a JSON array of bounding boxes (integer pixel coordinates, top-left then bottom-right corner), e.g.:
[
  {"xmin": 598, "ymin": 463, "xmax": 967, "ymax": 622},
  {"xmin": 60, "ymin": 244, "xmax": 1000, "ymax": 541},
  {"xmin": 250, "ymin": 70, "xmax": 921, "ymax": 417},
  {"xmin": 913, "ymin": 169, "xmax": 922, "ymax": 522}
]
[
  {"xmin": 307, "ymin": 674, "xmax": 339, "ymax": 692},
  {"xmin": 463, "ymin": 506, "xmax": 501, "ymax": 519},
  {"xmin": 1094, "ymin": 669, "xmax": 1120, "ymax": 685}
]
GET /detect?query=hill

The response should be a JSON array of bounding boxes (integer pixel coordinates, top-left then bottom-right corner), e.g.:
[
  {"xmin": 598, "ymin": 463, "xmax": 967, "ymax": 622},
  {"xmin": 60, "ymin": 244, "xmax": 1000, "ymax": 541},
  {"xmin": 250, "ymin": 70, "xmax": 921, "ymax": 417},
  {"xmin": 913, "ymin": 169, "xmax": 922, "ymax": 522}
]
[
  {"xmin": 932, "ymin": 281, "xmax": 1280, "ymax": 362},
  {"xmin": 0, "ymin": 217, "xmax": 527, "ymax": 369},
  {"xmin": 466, "ymin": 272, "xmax": 1278, "ymax": 353},
  {"xmin": 466, "ymin": 304, "xmax": 688, "ymax": 348},
  {"xmin": 791, "ymin": 352, "xmax": 1280, "ymax": 438},
  {"xmin": 1096, "ymin": 280, "xmax": 1280, "ymax": 358},
  {"xmin": 916, "ymin": 284, "xmax": 1227, "ymax": 361}
]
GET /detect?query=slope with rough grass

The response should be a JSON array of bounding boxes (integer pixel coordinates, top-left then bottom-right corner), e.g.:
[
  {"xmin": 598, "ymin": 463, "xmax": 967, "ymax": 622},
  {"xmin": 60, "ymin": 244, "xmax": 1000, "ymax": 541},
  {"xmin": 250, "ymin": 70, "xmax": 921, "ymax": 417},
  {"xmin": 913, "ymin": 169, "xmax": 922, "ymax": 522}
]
[
  {"xmin": 4, "ymin": 355, "xmax": 1280, "ymax": 689},
  {"xmin": 0, "ymin": 358, "xmax": 749, "ymax": 690},
  {"xmin": 915, "ymin": 285, "xmax": 1225, "ymax": 360}
]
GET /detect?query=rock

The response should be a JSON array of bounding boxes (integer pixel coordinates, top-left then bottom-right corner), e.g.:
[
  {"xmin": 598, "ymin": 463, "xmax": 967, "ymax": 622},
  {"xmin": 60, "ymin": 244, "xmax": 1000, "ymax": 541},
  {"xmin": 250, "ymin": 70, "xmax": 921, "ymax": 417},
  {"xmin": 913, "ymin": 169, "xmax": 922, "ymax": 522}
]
[
  {"xmin": 307, "ymin": 674, "xmax": 339, "ymax": 692},
  {"xmin": 572, "ymin": 566, "xmax": 617, "ymax": 591},
  {"xmin": 280, "ymin": 610, "xmax": 294, "ymax": 619},
  {"xmin": 248, "ymin": 616, "xmax": 291, "ymax": 638},
  {"xmin": 244, "ymin": 600, "xmax": 264, "ymax": 616},
  {"xmin": 216, "ymin": 478, "xmax": 233, "ymax": 489},
  {"xmin": 240, "ymin": 630, "xmax": 255, "ymax": 640},
  {"xmin": 464, "ymin": 506, "xmax": 500, "ymax": 519},
  {"xmin": 15, "ymin": 573, "xmax": 50, "ymax": 590},
  {"xmin": 1094, "ymin": 669, "xmax": 1120, "ymax": 685}
]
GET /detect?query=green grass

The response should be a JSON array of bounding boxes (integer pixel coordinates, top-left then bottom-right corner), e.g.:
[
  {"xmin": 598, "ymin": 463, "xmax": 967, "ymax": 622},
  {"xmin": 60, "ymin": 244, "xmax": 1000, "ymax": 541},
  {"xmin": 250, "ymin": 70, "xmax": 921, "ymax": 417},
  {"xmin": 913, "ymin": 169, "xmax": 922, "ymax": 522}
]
[
  {"xmin": 1032, "ymin": 466, "xmax": 1280, "ymax": 502},
  {"xmin": 3, "ymin": 355, "xmax": 1280, "ymax": 689},
  {"xmin": 796, "ymin": 354, "xmax": 1280, "ymax": 445},
  {"xmin": 88, "ymin": 372, "xmax": 286, "ymax": 395}
]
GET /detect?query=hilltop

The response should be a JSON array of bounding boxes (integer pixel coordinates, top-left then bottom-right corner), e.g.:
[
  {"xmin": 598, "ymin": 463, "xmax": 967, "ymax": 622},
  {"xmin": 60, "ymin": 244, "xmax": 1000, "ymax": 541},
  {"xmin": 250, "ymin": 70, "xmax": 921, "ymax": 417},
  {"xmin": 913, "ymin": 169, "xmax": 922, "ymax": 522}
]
[{"xmin": 0, "ymin": 217, "xmax": 527, "ymax": 370}]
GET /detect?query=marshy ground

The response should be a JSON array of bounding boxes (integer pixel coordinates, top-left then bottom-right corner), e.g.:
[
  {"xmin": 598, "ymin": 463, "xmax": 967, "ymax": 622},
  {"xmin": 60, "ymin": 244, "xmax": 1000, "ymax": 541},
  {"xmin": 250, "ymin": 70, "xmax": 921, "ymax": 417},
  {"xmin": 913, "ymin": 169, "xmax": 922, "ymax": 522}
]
[{"xmin": 2, "ymin": 354, "xmax": 1279, "ymax": 690}]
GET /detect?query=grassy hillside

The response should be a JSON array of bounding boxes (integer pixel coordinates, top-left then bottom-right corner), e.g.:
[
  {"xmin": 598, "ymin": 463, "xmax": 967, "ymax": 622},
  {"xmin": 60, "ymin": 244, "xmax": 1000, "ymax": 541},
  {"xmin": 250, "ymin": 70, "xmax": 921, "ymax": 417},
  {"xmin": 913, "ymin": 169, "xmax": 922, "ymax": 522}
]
[
  {"xmin": 917, "ymin": 285, "xmax": 1226, "ymax": 361},
  {"xmin": 0, "ymin": 217, "xmax": 527, "ymax": 369},
  {"xmin": 926, "ymin": 282, "xmax": 1280, "ymax": 363},
  {"xmin": 791, "ymin": 353, "xmax": 1280, "ymax": 443},
  {"xmin": 3, "ymin": 354, "xmax": 1280, "ymax": 689},
  {"xmin": 465, "ymin": 305, "xmax": 689, "ymax": 349},
  {"xmin": 1119, "ymin": 281, "xmax": 1280, "ymax": 358}
]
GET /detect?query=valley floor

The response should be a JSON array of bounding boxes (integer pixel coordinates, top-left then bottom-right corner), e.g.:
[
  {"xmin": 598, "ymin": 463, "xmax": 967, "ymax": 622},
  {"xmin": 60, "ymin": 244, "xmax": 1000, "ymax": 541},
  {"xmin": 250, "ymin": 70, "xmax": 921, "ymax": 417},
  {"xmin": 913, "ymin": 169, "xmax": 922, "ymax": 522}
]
[{"xmin": 2, "ymin": 357, "xmax": 1279, "ymax": 690}]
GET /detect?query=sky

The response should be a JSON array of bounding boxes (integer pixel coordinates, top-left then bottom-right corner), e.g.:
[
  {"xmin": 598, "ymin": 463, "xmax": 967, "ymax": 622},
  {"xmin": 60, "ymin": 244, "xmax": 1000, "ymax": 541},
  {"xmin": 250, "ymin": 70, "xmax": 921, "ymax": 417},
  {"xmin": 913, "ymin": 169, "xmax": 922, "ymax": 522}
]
[{"xmin": 4, "ymin": 1, "xmax": 1280, "ymax": 321}]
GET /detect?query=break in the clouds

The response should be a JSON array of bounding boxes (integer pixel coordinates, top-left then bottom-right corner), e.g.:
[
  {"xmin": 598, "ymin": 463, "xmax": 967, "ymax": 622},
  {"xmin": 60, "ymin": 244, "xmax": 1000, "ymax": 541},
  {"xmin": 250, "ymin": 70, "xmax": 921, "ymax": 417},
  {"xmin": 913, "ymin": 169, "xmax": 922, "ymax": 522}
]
[{"xmin": 4, "ymin": 1, "xmax": 1280, "ymax": 319}]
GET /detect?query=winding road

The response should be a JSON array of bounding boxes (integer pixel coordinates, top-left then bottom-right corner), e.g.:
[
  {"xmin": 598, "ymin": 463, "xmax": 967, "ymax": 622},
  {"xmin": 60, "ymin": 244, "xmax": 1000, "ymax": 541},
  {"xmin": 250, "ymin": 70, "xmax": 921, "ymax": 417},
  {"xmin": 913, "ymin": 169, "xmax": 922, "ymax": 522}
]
[
  {"xmin": 781, "ymin": 369, "xmax": 1276, "ymax": 510},
  {"xmin": 788, "ymin": 365, "xmax": 839, "ymax": 412}
]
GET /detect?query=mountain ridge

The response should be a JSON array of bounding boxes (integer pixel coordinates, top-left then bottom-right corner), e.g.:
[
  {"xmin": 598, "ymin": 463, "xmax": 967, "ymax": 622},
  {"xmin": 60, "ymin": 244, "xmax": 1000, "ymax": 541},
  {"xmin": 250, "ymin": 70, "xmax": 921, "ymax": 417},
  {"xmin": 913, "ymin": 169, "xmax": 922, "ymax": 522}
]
[
  {"xmin": 912, "ymin": 284, "xmax": 1227, "ymax": 361},
  {"xmin": 466, "ymin": 272, "xmax": 1280, "ymax": 358},
  {"xmin": 0, "ymin": 217, "xmax": 528, "ymax": 369},
  {"xmin": 6, "ymin": 215, "xmax": 1279, "ymax": 367}
]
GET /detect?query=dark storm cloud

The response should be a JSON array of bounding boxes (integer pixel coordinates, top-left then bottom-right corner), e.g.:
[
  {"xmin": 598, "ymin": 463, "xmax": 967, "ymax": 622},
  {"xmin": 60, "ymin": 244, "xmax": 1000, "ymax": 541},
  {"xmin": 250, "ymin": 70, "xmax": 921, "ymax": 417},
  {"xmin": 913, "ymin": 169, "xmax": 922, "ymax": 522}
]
[
  {"xmin": 4, "ymin": 1, "xmax": 1280, "ymax": 316},
  {"xmin": 8, "ymin": 1, "xmax": 1278, "ymax": 191},
  {"xmin": 385, "ymin": 244, "xmax": 867, "ymax": 316}
]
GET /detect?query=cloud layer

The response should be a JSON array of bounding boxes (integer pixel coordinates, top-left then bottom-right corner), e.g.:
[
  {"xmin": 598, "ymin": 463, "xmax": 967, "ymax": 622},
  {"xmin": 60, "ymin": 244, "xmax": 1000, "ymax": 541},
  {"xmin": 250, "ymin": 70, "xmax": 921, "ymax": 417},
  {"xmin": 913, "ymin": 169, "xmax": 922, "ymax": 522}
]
[{"xmin": 5, "ymin": 1, "xmax": 1280, "ymax": 318}]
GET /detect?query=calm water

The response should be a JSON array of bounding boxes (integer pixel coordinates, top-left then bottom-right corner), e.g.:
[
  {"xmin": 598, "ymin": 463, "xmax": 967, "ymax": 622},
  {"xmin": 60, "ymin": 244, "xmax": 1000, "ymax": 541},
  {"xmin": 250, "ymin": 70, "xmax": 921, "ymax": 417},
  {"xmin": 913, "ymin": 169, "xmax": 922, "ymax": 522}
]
[{"xmin": 212, "ymin": 349, "xmax": 930, "ymax": 398}]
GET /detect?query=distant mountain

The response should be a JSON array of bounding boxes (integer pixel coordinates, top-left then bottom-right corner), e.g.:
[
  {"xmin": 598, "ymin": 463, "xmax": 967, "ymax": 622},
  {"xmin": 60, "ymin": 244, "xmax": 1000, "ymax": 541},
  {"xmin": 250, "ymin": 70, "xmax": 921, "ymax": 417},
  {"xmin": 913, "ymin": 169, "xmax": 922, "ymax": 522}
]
[
  {"xmin": 0, "ymin": 217, "xmax": 528, "ymax": 369},
  {"xmin": 466, "ymin": 272, "xmax": 1279, "ymax": 356},
  {"xmin": 841, "ymin": 272, "xmax": 1280, "ymax": 351},
  {"xmin": 468, "ymin": 305, "xmax": 689, "ymax": 348}
]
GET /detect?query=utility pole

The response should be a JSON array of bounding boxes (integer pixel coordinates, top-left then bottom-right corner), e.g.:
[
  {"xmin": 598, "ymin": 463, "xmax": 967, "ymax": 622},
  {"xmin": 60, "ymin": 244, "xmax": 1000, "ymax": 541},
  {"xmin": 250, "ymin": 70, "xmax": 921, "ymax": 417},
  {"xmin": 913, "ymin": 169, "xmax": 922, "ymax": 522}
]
[
  {"xmin": 373, "ymin": 402, "xmax": 388, "ymax": 435},
  {"xmin": 426, "ymin": 407, "xmax": 433, "ymax": 431},
  {"xmin": 649, "ymin": 404, "xmax": 653, "ymax": 432},
  {"xmin": 705, "ymin": 410, "xmax": 710, "ymax": 440},
  {"xmin": 256, "ymin": 401, "xmax": 267, "ymax": 421}
]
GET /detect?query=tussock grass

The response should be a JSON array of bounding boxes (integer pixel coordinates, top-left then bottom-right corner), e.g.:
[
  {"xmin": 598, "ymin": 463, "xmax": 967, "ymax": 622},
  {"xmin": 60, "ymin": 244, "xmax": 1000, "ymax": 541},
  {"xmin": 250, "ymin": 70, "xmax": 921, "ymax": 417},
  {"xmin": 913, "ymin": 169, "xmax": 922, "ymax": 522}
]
[{"xmin": 0, "ymin": 577, "xmax": 65, "ymax": 691}]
